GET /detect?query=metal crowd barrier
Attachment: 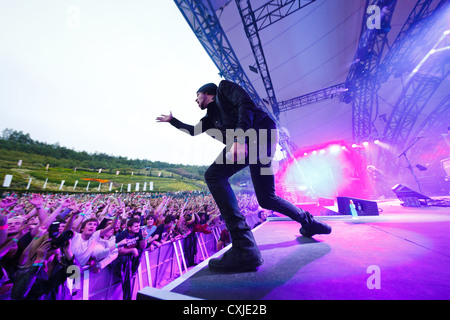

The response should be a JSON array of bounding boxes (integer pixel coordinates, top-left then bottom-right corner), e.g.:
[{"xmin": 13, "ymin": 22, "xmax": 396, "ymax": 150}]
[{"xmin": 70, "ymin": 226, "xmax": 224, "ymax": 300}]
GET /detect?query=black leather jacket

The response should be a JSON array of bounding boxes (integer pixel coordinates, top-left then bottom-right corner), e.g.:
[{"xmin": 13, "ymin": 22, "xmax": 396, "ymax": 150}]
[{"xmin": 170, "ymin": 80, "xmax": 271, "ymax": 143}]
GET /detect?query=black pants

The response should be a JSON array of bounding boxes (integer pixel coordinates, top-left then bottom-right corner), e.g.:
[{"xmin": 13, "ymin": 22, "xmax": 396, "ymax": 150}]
[
  {"xmin": 112, "ymin": 252, "xmax": 141, "ymax": 300},
  {"xmin": 184, "ymin": 231, "xmax": 197, "ymax": 267},
  {"xmin": 204, "ymin": 117, "xmax": 310, "ymax": 252}
]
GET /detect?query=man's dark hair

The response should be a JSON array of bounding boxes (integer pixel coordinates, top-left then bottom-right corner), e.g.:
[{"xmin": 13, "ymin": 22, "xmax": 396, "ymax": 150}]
[
  {"xmin": 127, "ymin": 217, "xmax": 141, "ymax": 228},
  {"xmin": 197, "ymin": 83, "xmax": 217, "ymax": 96},
  {"xmin": 80, "ymin": 218, "xmax": 99, "ymax": 231}
]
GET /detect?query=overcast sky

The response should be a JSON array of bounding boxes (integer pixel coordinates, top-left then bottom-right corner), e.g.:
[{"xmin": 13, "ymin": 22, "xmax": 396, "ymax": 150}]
[{"xmin": 0, "ymin": 0, "xmax": 225, "ymax": 166}]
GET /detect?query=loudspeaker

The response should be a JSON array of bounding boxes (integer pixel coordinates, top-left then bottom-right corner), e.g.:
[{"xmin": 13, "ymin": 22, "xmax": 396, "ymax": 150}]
[
  {"xmin": 391, "ymin": 184, "xmax": 431, "ymax": 200},
  {"xmin": 337, "ymin": 196, "xmax": 379, "ymax": 216},
  {"xmin": 391, "ymin": 184, "xmax": 431, "ymax": 207}
]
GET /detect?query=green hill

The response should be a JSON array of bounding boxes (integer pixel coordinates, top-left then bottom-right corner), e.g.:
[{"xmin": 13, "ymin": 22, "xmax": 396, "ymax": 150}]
[{"xmin": 0, "ymin": 129, "xmax": 207, "ymax": 193}]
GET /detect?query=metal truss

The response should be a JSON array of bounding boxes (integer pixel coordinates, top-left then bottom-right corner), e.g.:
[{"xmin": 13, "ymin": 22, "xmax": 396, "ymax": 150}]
[
  {"xmin": 173, "ymin": 0, "xmax": 299, "ymax": 154},
  {"xmin": 278, "ymin": 83, "xmax": 347, "ymax": 112},
  {"xmin": 236, "ymin": 0, "xmax": 280, "ymax": 117},
  {"xmin": 174, "ymin": 0, "xmax": 448, "ymax": 171},
  {"xmin": 379, "ymin": 61, "xmax": 449, "ymax": 172},
  {"xmin": 378, "ymin": 1, "xmax": 450, "ymax": 175},
  {"xmin": 404, "ymin": 94, "xmax": 450, "ymax": 175},
  {"xmin": 377, "ymin": 0, "xmax": 448, "ymax": 149},
  {"xmin": 342, "ymin": 0, "xmax": 398, "ymax": 143},
  {"xmin": 234, "ymin": 0, "xmax": 318, "ymax": 118},
  {"xmin": 233, "ymin": 0, "xmax": 321, "ymax": 153},
  {"xmin": 382, "ymin": 67, "xmax": 449, "ymax": 152},
  {"xmin": 247, "ymin": 0, "xmax": 317, "ymax": 33},
  {"xmin": 379, "ymin": 0, "xmax": 446, "ymax": 82},
  {"xmin": 411, "ymin": 94, "xmax": 450, "ymax": 141},
  {"xmin": 173, "ymin": 0, "xmax": 266, "ymax": 112}
]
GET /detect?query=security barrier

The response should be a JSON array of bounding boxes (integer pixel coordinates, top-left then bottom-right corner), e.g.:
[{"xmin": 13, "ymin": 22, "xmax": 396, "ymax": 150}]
[{"xmin": 70, "ymin": 226, "xmax": 223, "ymax": 300}]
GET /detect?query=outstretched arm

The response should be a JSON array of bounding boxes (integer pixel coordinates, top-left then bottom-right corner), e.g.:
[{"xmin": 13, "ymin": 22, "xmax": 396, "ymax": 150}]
[
  {"xmin": 156, "ymin": 111, "xmax": 209, "ymax": 136},
  {"xmin": 156, "ymin": 112, "xmax": 173, "ymax": 123}
]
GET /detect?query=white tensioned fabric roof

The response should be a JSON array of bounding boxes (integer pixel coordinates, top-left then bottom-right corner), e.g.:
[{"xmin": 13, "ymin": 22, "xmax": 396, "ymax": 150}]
[{"xmin": 208, "ymin": 0, "xmax": 449, "ymax": 152}]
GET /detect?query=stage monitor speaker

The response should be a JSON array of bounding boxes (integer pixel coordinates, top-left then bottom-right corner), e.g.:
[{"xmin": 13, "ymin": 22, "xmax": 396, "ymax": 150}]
[
  {"xmin": 391, "ymin": 184, "xmax": 431, "ymax": 200},
  {"xmin": 337, "ymin": 197, "xmax": 379, "ymax": 216},
  {"xmin": 391, "ymin": 184, "xmax": 431, "ymax": 207}
]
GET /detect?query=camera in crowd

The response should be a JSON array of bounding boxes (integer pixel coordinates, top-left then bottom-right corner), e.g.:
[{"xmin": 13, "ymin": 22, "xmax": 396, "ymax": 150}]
[{"xmin": 48, "ymin": 221, "xmax": 74, "ymax": 249}]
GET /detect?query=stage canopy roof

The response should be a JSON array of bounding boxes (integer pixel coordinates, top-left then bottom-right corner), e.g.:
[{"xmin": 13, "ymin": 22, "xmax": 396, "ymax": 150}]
[{"xmin": 175, "ymin": 0, "xmax": 449, "ymax": 173}]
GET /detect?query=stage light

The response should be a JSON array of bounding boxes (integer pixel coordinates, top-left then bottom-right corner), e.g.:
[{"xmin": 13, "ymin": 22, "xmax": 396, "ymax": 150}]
[
  {"xmin": 329, "ymin": 145, "xmax": 341, "ymax": 153},
  {"xmin": 304, "ymin": 152, "xmax": 308, "ymax": 156},
  {"xmin": 363, "ymin": 141, "xmax": 369, "ymax": 147},
  {"xmin": 249, "ymin": 65, "xmax": 258, "ymax": 73},
  {"xmin": 374, "ymin": 139, "xmax": 380, "ymax": 145},
  {"xmin": 411, "ymin": 31, "xmax": 448, "ymax": 76},
  {"xmin": 416, "ymin": 164, "xmax": 427, "ymax": 171},
  {"xmin": 280, "ymin": 141, "xmax": 373, "ymax": 200}
]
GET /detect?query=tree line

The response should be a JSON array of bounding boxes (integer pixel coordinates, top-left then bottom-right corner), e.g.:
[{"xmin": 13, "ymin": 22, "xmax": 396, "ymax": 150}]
[{"xmin": 0, "ymin": 128, "xmax": 207, "ymax": 180}]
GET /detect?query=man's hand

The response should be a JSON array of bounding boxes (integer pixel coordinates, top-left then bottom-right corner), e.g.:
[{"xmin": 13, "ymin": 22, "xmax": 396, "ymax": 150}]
[
  {"xmin": 59, "ymin": 198, "xmax": 72, "ymax": 208},
  {"xmin": 36, "ymin": 240, "xmax": 52, "ymax": 262},
  {"xmin": 68, "ymin": 200, "xmax": 80, "ymax": 213},
  {"xmin": 156, "ymin": 112, "xmax": 173, "ymax": 122},
  {"xmin": 1, "ymin": 196, "xmax": 18, "ymax": 209},
  {"xmin": 228, "ymin": 141, "xmax": 248, "ymax": 162}
]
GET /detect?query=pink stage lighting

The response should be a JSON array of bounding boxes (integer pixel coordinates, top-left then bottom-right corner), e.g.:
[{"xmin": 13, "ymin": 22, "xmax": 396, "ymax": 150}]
[
  {"xmin": 329, "ymin": 145, "xmax": 341, "ymax": 153},
  {"xmin": 276, "ymin": 140, "xmax": 372, "ymax": 201}
]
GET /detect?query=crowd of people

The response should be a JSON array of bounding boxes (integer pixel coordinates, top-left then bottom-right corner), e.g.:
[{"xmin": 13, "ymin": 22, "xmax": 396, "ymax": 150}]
[{"xmin": 0, "ymin": 189, "xmax": 269, "ymax": 300}]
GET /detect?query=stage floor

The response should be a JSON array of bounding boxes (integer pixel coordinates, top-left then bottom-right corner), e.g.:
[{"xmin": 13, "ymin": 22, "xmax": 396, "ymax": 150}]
[{"xmin": 160, "ymin": 199, "xmax": 450, "ymax": 300}]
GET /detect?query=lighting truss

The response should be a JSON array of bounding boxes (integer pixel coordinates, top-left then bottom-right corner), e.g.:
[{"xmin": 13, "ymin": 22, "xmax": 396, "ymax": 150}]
[
  {"xmin": 378, "ymin": 1, "xmax": 450, "ymax": 175},
  {"xmin": 173, "ymin": 0, "xmax": 266, "ymax": 112},
  {"xmin": 249, "ymin": 0, "xmax": 317, "ymax": 32},
  {"xmin": 236, "ymin": 0, "xmax": 280, "ymax": 117},
  {"xmin": 342, "ymin": 0, "xmax": 398, "ymax": 144},
  {"xmin": 174, "ymin": 0, "xmax": 301, "ymax": 155},
  {"xmin": 235, "ymin": 0, "xmax": 318, "ymax": 118},
  {"xmin": 278, "ymin": 83, "xmax": 347, "ymax": 112},
  {"xmin": 378, "ymin": 0, "xmax": 446, "ymax": 82}
]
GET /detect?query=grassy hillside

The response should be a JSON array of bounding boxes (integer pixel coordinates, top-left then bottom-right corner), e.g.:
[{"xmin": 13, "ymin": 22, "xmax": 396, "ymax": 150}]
[
  {"xmin": 0, "ymin": 135, "xmax": 207, "ymax": 193},
  {"xmin": 0, "ymin": 157, "xmax": 206, "ymax": 193},
  {"xmin": 0, "ymin": 129, "xmax": 254, "ymax": 194}
]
